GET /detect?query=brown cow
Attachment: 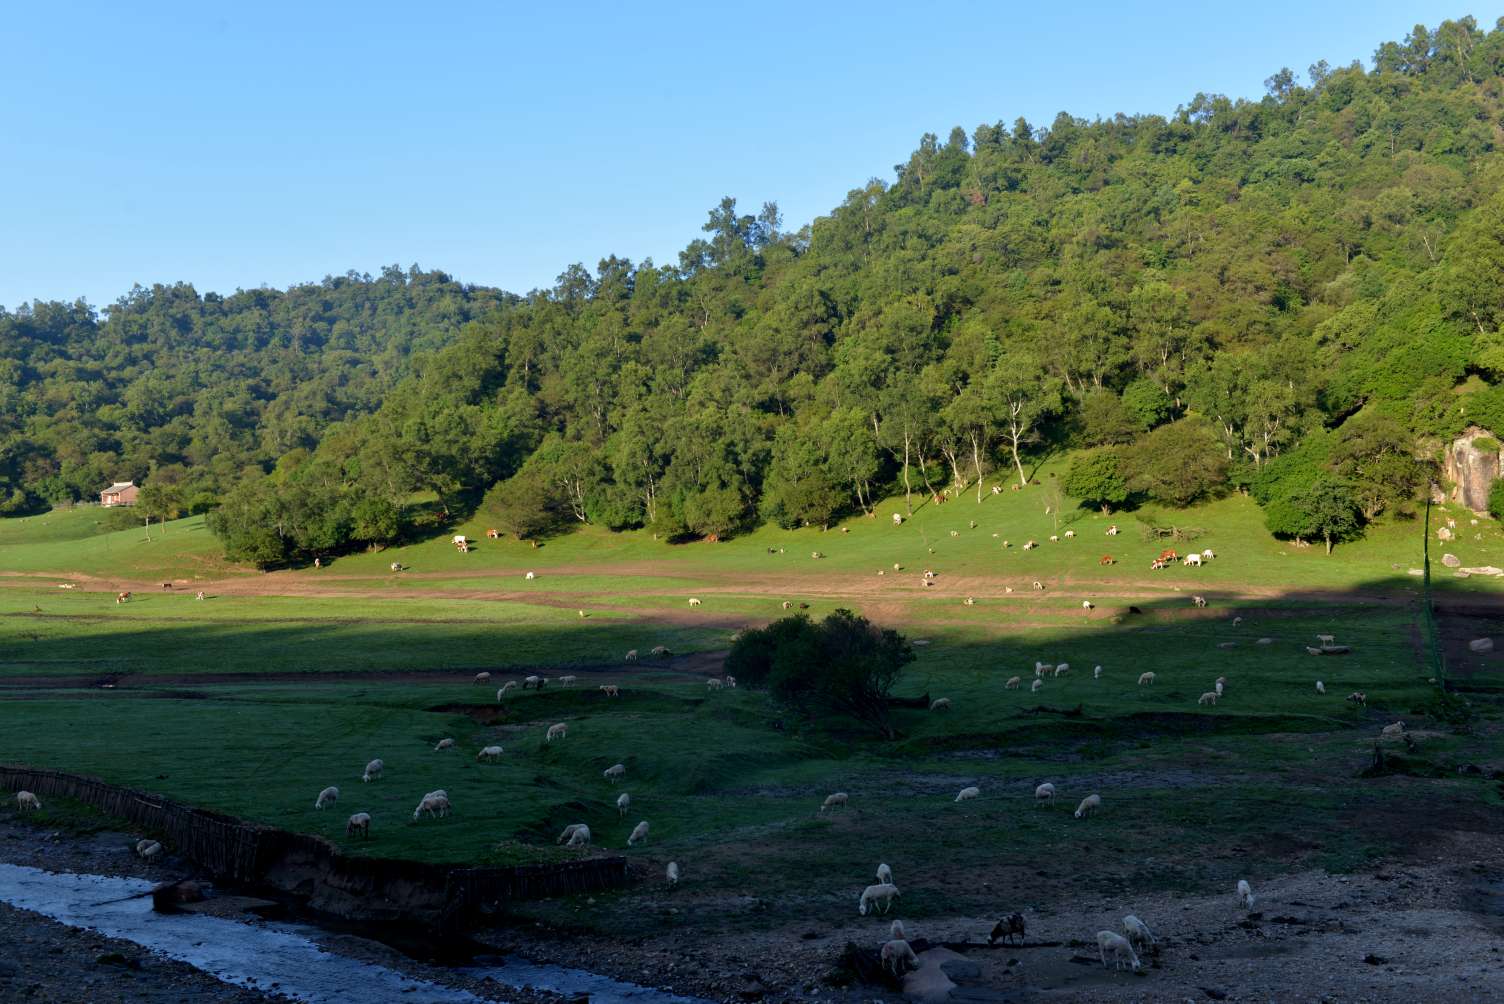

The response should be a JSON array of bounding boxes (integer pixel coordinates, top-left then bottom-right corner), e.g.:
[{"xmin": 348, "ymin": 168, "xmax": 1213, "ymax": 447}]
[
  {"xmin": 116, "ymin": 591, "xmax": 131, "ymax": 604},
  {"xmin": 1099, "ymin": 555, "xmax": 1115, "ymax": 565}
]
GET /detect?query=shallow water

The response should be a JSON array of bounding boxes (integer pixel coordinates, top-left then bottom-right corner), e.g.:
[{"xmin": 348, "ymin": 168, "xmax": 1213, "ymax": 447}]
[{"xmin": 0, "ymin": 862, "xmax": 706, "ymax": 1004}]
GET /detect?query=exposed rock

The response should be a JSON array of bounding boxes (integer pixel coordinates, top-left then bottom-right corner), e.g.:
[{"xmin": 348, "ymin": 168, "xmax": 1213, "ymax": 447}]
[
  {"xmin": 1442, "ymin": 553, "xmax": 1461, "ymax": 568},
  {"xmin": 1445, "ymin": 426, "xmax": 1502, "ymax": 513},
  {"xmin": 1469, "ymin": 638, "xmax": 1494, "ymax": 654}
]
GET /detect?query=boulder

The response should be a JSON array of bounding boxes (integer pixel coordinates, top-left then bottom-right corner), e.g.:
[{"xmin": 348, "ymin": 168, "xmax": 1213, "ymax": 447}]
[
  {"xmin": 1469, "ymin": 638, "xmax": 1494, "ymax": 654},
  {"xmin": 1442, "ymin": 553, "xmax": 1461, "ymax": 568},
  {"xmin": 1445, "ymin": 427, "xmax": 1503, "ymax": 513}
]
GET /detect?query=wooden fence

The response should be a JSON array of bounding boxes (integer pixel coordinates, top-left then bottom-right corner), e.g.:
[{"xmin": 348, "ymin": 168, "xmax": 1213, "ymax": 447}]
[{"xmin": 0, "ymin": 765, "xmax": 628, "ymax": 925}]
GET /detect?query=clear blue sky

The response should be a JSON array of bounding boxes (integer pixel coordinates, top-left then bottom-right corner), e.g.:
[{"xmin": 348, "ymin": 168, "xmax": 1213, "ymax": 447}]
[{"xmin": 1, "ymin": 1, "xmax": 1491, "ymax": 310}]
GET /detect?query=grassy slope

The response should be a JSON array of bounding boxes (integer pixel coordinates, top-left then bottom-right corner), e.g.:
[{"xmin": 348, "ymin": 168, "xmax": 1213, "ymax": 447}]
[{"xmin": 1, "ymin": 484, "xmax": 1500, "ymax": 929}]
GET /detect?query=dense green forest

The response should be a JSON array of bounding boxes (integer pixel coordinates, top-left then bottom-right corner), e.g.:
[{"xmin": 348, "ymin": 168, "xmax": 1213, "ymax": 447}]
[{"xmin": 12, "ymin": 16, "xmax": 1504, "ymax": 564}]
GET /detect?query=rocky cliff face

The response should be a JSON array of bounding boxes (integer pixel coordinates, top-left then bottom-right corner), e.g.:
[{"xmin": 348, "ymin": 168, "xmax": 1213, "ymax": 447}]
[{"xmin": 1445, "ymin": 426, "xmax": 1502, "ymax": 513}]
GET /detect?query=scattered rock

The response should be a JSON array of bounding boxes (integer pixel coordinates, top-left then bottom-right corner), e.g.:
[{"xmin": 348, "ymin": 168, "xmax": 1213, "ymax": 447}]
[
  {"xmin": 1364, "ymin": 953, "xmax": 1389, "ymax": 965},
  {"xmin": 1442, "ymin": 553, "xmax": 1461, "ymax": 568}
]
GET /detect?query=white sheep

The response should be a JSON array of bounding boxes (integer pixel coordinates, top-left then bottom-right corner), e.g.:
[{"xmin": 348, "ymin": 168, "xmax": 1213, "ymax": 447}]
[
  {"xmin": 650, "ymin": 645, "xmax": 670, "ymax": 657},
  {"xmin": 603, "ymin": 763, "xmax": 626, "ymax": 782},
  {"xmin": 413, "ymin": 794, "xmax": 450, "ymax": 820},
  {"xmin": 1082, "ymin": 600, "xmax": 1094, "ymax": 611},
  {"xmin": 1093, "ymin": 665, "xmax": 1102, "ymax": 679},
  {"xmin": 1316, "ymin": 680, "xmax": 1325, "ymax": 694},
  {"xmin": 880, "ymin": 939, "xmax": 919, "ymax": 976},
  {"xmin": 963, "ymin": 596, "xmax": 975, "ymax": 606},
  {"xmin": 1137, "ymin": 672, "xmax": 1155, "ymax": 685},
  {"xmin": 524, "ymin": 675, "xmax": 542, "ymax": 689},
  {"xmin": 955, "ymin": 785, "xmax": 980, "ymax": 802},
  {"xmin": 1096, "ymin": 930, "xmax": 1141, "ymax": 971},
  {"xmin": 688, "ymin": 597, "xmax": 702, "ymax": 607},
  {"xmin": 1049, "ymin": 534, "xmax": 1059, "ymax": 543},
  {"xmin": 1198, "ymin": 691, "xmax": 1219, "ymax": 706},
  {"xmin": 1184, "ymin": 552, "xmax": 1202, "ymax": 567},
  {"xmin": 877, "ymin": 863, "xmax": 893, "ymax": 885},
  {"xmin": 559, "ymin": 675, "xmax": 576, "ymax": 687},
  {"xmin": 1106, "ymin": 525, "xmax": 1120, "ymax": 535},
  {"xmin": 820, "ymin": 792, "xmax": 848, "ymax": 812},
  {"xmin": 1064, "ymin": 529, "xmax": 1076, "ymax": 538},
  {"xmin": 346, "ymin": 812, "xmax": 371, "ymax": 838},
  {"xmin": 707, "ymin": 678, "xmax": 724, "ymax": 690},
  {"xmin": 1031, "ymin": 678, "xmax": 1043, "ymax": 693},
  {"xmin": 617, "ymin": 792, "xmax": 631, "ymax": 817},
  {"xmin": 1122, "ymin": 914, "xmax": 1156, "ymax": 950},
  {"xmin": 1237, "ymin": 879, "xmax": 1256, "ymax": 911},
  {"xmin": 1192, "ymin": 595, "xmax": 1206, "ymax": 608},
  {"xmin": 725, "ymin": 675, "xmax": 737, "ymax": 688},
  {"xmin": 930, "ymin": 697, "xmax": 952, "ymax": 711},
  {"xmin": 625, "ymin": 649, "xmax": 638, "ymax": 663},
  {"xmin": 566, "ymin": 824, "xmax": 591, "ymax": 847},
  {"xmin": 474, "ymin": 672, "xmax": 491, "ymax": 685},
  {"xmin": 497, "ymin": 682, "xmax": 517, "ymax": 699},
  {"xmin": 134, "ymin": 839, "xmax": 162, "ymax": 861},
  {"xmin": 525, "ymin": 571, "xmax": 535, "ymax": 580},
  {"xmin": 362, "ymin": 758, "xmax": 384, "ymax": 782},
  {"xmin": 1053, "ymin": 663, "xmax": 1070, "ymax": 677},
  {"xmin": 557, "ymin": 823, "xmax": 587, "ymax": 844},
  {"xmin": 434, "ymin": 738, "xmax": 455, "ymax": 751},
  {"xmin": 1202, "ymin": 549, "xmax": 1215, "ymax": 560},
  {"xmin": 315, "ymin": 786, "xmax": 339, "ymax": 810},
  {"xmin": 1032, "ymin": 581, "xmax": 1044, "ymax": 591},
  {"xmin": 1380, "ymin": 721, "xmax": 1407, "ymax": 741},
  {"xmin": 1036, "ymin": 663, "xmax": 1050, "ymax": 677},
  {"xmin": 1074, "ymin": 793, "xmax": 1102, "ymax": 819},
  {"xmin": 859, "ymin": 882, "xmax": 900, "ymax": 915},
  {"xmin": 600, "ymin": 684, "xmax": 621, "ymax": 697},
  {"xmin": 477, "ymin": 745, "xmax": 503, "ymax": 762},
  {"xmin": 546, "ymin": 723, "xmax": 567, "ymax": 742},
  {"xmin": 1035, "ymin": 782, "xmax": 1056, "ymax": 806},
  {"xmin": 892, "ymin": 512, "xmax": 903, "ymax": 525},
  {"xmin": 667, "ymin": 861, "xmax": 680, "ymax": 886},
  {"xmin": 628, "ymin": 821, "xmax": 650, "ymax": 846},
  {"xmin": 1005, "ymin": 676, "xmax": 1021, "ymax": 689}
]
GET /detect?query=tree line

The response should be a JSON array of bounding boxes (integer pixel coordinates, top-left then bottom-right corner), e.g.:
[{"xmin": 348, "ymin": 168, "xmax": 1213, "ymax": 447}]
[{"xmin": 8, "ymin": 16, "xmax": 1504, "ymax": 563}]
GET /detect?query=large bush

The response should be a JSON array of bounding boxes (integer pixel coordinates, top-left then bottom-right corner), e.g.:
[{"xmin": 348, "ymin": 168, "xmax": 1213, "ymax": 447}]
[{"xmin": 1121, "ymin": 418, "xmax": 1228, "ymax": 507}]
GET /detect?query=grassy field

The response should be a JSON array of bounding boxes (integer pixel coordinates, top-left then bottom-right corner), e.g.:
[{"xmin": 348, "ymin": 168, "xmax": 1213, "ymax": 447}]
[{"xmin": 2, "ymin": 480, "xmax": 1502, "ymax": 935}]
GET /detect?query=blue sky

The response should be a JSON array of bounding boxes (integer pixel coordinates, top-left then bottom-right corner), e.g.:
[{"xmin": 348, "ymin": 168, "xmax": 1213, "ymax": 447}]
[{"xmin": 0, "ymin": 2, "xmax": 1490, "ymax": 310}]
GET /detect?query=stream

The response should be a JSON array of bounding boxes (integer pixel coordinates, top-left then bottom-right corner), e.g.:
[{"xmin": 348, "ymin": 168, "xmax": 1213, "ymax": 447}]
[{"xmin": 0, "ymin": 862, "xmax": 706, "ymax": 1004}]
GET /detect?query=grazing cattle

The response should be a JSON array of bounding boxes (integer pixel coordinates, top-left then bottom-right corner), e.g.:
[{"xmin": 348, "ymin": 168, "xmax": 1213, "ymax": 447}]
[
  {"xmin": 1157, "ymin": 548, "xmax": 1178, "ymax": 562},
  {"xmin": 1099, "ymin": 555, "xmax": 1115, "ymax": 565},
  {"xmin": 195, "ymin": 591, "xmax": 205, "ymax": 601},
  {"xmin": 390, "ymin": 562, "xmax": 403, "ymax": 572},
  {"xmin": 116, "ymin": 591, "xmax": 131, "ymax": 604},
  {"xmin": 486, "ymin": 528, "xmax": 501, "ymax": 539},
  {"xmin": 1105, "ymin": 525, "xmax": 1120, "ymax": 536},
  {"xmin": 600, "ymin": 684, "xmax": 621, "ymax": 697},
  {"xmin": 1150, "ymin": 559, "xmax": 1167, "ymax": 570},
  {"xmin": 161, "ymin": 582, "xmax": 172, "ymax": 590}
]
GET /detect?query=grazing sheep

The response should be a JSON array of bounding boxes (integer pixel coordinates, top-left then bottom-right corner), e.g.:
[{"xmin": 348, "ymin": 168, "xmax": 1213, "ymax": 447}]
[
  {"xmin": 1122, "ymin": 914, "xmax": 1156, "ymax": 950},
  {"xmin": 859, "ymin": 883, "xmax": 901, "ymax": 916},
  {"xmin": 1137, "ymin": 672, "xmax": 1155, "ymax": 686},
  {"xmin": 963, "ymin": 596, "xmax": 975, "ymax": 606},
  {"xmin": 1193, "ymin": 595, "xmax": 1207, "ymax": 608},
  {"xmin": 559, "ymin": 675, "xmax": 577, "ymax": 687},
  {"xmin": 604, "ymin": 763, "xmax": 627, "ymax": 782},
  {"xmin": 415, "ymin": 793, "xmax": 448, "ymax": 817},
  {"xmin": 1316, "ymin": 680, "xmax": 1325, "ymax": 694},
  {"xmin": 1023, "ymin": 540, "xmax": 1037, "ymax": 550},
  {"xmin": 892, "ymin": 512, "xmax": 903, "ymax": 525},
  {"xmin": 434, "ymin": 738, "xmax": 455, "ymax": 751},
  {"xmin": 1064, "ymin": 529, "xmax": 1076, "ymax": 538},
  {"xmin": 667, "ymin": 861, "xmax": 679, "ymax": 886},
  {"xmin": 650, "ymin": 645, "xmax": 671, "ymax": 658},
  {"xmin": 346, "ymin": 812, "xmax": 371, "ymax": 838},
  {"xmin": 1237, "ymin": 879, "xmax": 1256, "ymax": 911},
  {"xmin": 1032, "ymin": 581, "xmax": 1045, "ymax": 591},
  {"xmin": 600, "ymin": 684, "xmax": 621, "ymax": 697},
  {"xmin": 1097, "ymin": 930, "xmax": 1141, "ymax": 972},
  {"xmin": 880, "ymin": 939, "xmax": 919, "ymax": 976},
  {"xmin": 524, "ymin": 675, "xmax": 542, "ymax": 689},
  {"xmin": 1035, "ymin": 782, "xmax": 1056, "ymax": 806},
  {"xmin": 781, "ymin": 600, "xmax": 792, "ymax": 610},
  {"xmin": 315, "ymin": 786, "xmax": 339, "ymax": 810},
  {"xmin": 1317, "ymin": 633, "xmax": 1336, "ymax": 646},
  {"xmin": 617, "ymin": 792, "xmax": 631, "ymax": 817},
  {"xmin": 1093, "ymin": 665, "xmax": 1103, "ymax": 679},
  {"xmin": 477, "ymin": 745, "xmax": 503, "ymax": 762},
  {"xmin": 1053, "ymin": 663, "xmax": 1070, "ymax": 677},
  {"xmin": 930, "ymin": 697, "xmax": 952, "ymax": 711},
  {"xmin": 135, "ymin": 839, "xmax": 162, "ymax": 861},
  {"xmin": 628, "ymin": 821, "xmax": 650, "ymax": 846},
  {"xmin": 1198, "ymin": 691, "xmax": 1219, "ymax": 706},
  {"xmin": 497, "ymin": 682, "xmax": 517, "ymax": 699},
  {"xmin": 565, "ymin": 824, "xmax": 591, "ymax": 848},
  {"xmin": 195, "ymin": 591, "xmax": 205, "ymax": 600},
  {"xmin": 546, "ymin": 723, "xmax": 567, "ymax": 742},
  {"xmin": 390, "ymin": 562, "xmax": 402, "ymax": 572},
  {"xmin": 821, "ymin": 792, "xmax": 848, "ymax": 812},
  {"xmin": 1233, "ymin": 616, "xmax": 1243, "ymax": 627},
  {"xmin": 1106, "ymin": 525, "xmax": 1120, "ymax": 536},
  {"xmin": 1184, "ymin": 553, "xmax": 1202, "ymax": 567},
  {"xmin": 1202, "ymin": 549, "xmax": 1215, "ymax": 560},
  {"xmin": 1347, "ymin": 691, "xmax": 1367, "ymax": 706},
  {"xmin": 725, "ymin": 675, "xmax": 737, "ymax": 688},
  {"xmin": 1049, "ymin": 535, "xmax": 1060, "ymax": 543},
  {"xmin": 1380, "ymin": 721, "xmax": 1407, "ymax": 741},
  {"xmin": 525, "ymin": 571, "xmax": 535, "ymax": 580},
  {"xmin": 1031, "ymin": 678, "xmax": 1043, "ymax": 693},
  {"xmin": 1082, "ymin": 600, "xmax": 1094, "ymax": 611},
  {"xmin": 893, "ymin": 563, "xmax": 903, "ymax": 571},
  {"xmin": 625, "ymin": 649, "xmax": 638, "ymax": 663},
  {"xmin": 955, "ymin": 786, "xmax": 980, "ymax": 802},
  {"xmin": 950, "ymin": 530, "xmax": 959, "ymax": 537},
  {"xmin": 362, "ymin": 759, "xmax": 384, "ymax": 783},
  {"xmin": 989, "ymin": 914, "xmax": 1026, "ymax": 945},
  {"xmin": 688, "ymin": 597, "xmax": 702, "ymax": 607},
  {"xmin": 1074, "ymin": 793, "xmax": 1102, "ymax": 819},
  {"xmin": 1005, "ymin": 676, "xmax": 1021, "ymax": 689},
  {"xmin": 877, "ymin": 863, "xmax": 893, "ymax": 885},
  {"xmin": 15, "ymin": 791, "xmax": 39, "ymax": 812},
  {"xmin": 557, "ymin": 823, "xmax": 587, "ymax": 844},
  {"xmin": 707, "ymin": 678, "xmax": 724, "ymax": 690},
  {"xmin": 811, "ymin": 551, "xmax": 823, "ymax": 559}
]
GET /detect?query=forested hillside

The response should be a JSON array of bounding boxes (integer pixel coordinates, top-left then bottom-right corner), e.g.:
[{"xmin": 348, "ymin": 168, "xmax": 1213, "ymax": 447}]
[
  {"xmin": 13, "ymin": 16, "xmax": 1504, "ymax": 565},
  {"xmin": 0, "ymin": 268, "xmax": 510, "ymax": 515}
]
